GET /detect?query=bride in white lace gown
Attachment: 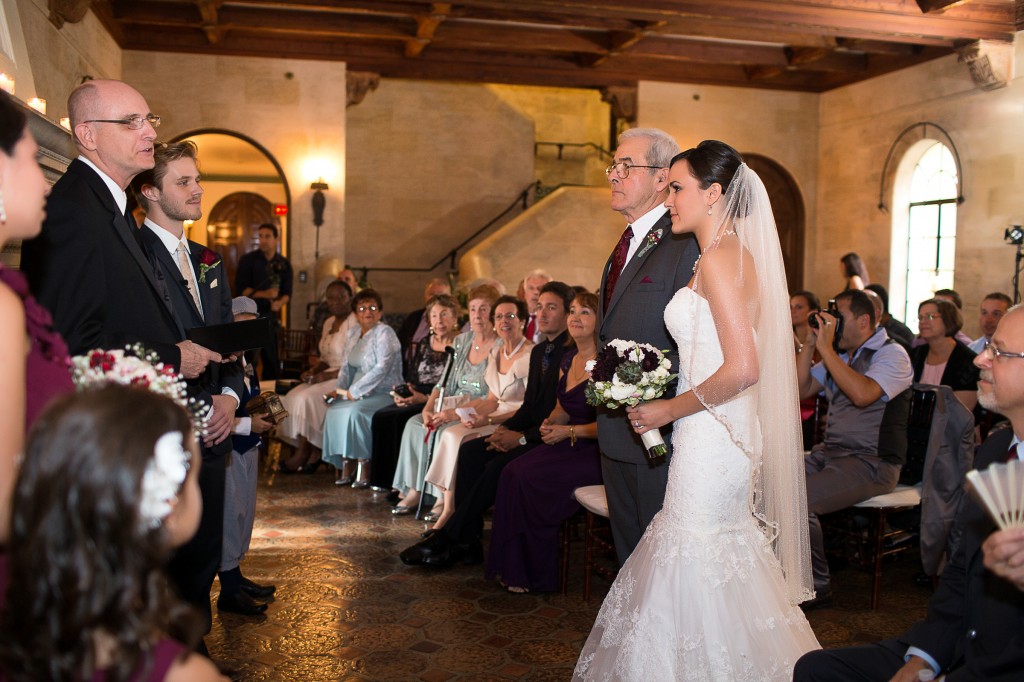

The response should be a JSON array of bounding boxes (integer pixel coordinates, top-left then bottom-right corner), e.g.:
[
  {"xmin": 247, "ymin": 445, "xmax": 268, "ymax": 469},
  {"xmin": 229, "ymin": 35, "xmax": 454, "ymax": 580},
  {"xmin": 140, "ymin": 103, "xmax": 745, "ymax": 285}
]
[{"xmin": 575, "ymin": 141, "xmax": 820, "ymax": 681}]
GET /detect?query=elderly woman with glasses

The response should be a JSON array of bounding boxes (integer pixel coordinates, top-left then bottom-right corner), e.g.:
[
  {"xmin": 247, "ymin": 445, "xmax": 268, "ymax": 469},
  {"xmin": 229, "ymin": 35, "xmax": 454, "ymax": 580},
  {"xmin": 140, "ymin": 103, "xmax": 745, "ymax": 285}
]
[
  {"xmin": 321, "ymin": 288, "xmax": 403, "ymax": 487},
  {"xmin": 912, "ymin": 297, "xmax": 979, "ymax": 410},
  {"xmin": 420, "ymin": 295, "xmax": 533, "ymax": 528}
]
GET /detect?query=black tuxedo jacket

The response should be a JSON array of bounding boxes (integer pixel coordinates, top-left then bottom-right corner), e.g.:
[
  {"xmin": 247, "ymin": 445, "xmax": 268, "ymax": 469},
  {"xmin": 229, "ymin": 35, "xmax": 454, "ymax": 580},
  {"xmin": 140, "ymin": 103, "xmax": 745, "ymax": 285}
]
[
  {"xmin": 139, "ymin": 226, "xmax": 244, "ymax": 458},
  {"xmin": 20, "ymin": 159, "xmax": 184, "ymax": 367},
  {"xmin": 896, "ymin": 426, "xmax": 1024, "ymax": 679},
  {"xmin": 502, "ymin": 330, "xmax": 570, "ymax": 445},
  {"xmin": 596, "ymin": 210, "xmax": 699, "ymax": 464}
]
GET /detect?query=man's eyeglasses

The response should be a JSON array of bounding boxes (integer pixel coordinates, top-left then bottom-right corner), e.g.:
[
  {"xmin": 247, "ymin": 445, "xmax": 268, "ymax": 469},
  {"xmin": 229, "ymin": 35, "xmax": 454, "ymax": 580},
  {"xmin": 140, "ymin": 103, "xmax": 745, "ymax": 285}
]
[
  {"xmin": 983, "ymin": 341, "xmax": 1024, "ymax": 360},
  {"xmin": 605, "ymin": 162, "xmax": 662, "ymax": 179},
  {"xmin": 356, "ymin": 305, "xmax": 379, "ymax": 313},
  {"xmin": 84, "ymin": 114, "xmax": 161, "ymax": 130}
]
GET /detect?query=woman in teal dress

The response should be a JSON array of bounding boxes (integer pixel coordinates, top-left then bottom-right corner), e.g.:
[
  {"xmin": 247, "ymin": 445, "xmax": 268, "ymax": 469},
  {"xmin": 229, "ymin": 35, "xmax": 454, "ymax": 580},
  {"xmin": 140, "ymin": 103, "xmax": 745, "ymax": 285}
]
[
  {"xmin": 390, "ymin": 285, "xmax": 499, "ymax": 516},
  {"xmin": 321, "ymin": 289, "xmax": 403, "ymax": 487}
]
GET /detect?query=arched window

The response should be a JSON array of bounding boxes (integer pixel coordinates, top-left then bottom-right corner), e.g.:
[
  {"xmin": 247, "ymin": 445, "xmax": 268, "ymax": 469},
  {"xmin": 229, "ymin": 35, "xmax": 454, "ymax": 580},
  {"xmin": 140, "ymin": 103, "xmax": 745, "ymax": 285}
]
[{"xmin": 889, "ymin": 140, "xmax": 959, "ymax": 332}]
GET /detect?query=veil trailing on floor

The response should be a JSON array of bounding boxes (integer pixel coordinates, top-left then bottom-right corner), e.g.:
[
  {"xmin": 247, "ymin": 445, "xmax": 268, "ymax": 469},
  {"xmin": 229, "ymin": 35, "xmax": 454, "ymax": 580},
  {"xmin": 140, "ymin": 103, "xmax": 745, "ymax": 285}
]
[{"xmin": 689, "ymin": 163, "xmax": 815, "ymax": 604}]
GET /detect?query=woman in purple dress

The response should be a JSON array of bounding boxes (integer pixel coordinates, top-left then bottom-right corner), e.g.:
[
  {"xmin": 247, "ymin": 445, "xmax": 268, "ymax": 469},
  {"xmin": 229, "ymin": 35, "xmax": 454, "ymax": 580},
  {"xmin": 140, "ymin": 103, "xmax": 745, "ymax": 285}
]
[
  {"xmin": 486, "ymin": 291, "xmax": 602, "ymax": 593},
  {"xmin": 0, "ymin": 91, "xmax": 74, "ymax": 563}
]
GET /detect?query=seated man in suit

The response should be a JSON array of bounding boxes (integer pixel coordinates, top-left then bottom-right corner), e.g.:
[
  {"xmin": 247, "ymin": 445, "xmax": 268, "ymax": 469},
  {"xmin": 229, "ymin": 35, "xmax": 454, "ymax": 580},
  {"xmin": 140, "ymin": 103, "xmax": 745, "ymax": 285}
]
[
  {"xmin": 399, "ymin": 281, "xmax": 573, "ymax": 568},
  {"xmin": 794, "ymin": 305, "xmax": 1024, "ymax": 681},
  {"xmin": 797, "ymin": 288, "xmax": 914, "ymax": 605}
]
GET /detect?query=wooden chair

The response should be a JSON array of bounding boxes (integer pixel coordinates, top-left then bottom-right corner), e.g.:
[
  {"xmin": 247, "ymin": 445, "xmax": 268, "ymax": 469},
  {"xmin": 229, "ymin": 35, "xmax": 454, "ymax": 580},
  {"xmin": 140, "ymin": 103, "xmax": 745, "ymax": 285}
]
[
  {"xmin": 574, "ymin": 485, "xmax": 619, "ymax": 601},
  {"xmin": 278, "ymin": 328, "xmax": 316, "ymax": 380},
  {"xmin": 558, "ymin": 507, "xmax": 586, "ymax": 594}
]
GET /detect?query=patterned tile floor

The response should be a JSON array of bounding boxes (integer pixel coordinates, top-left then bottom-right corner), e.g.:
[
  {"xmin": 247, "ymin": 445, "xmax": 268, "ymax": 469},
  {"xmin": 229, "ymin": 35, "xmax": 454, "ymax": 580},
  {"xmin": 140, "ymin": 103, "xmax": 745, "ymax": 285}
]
[{"xmin": 207, "ymin": 461, "xmax": 933, "ymax": 681}]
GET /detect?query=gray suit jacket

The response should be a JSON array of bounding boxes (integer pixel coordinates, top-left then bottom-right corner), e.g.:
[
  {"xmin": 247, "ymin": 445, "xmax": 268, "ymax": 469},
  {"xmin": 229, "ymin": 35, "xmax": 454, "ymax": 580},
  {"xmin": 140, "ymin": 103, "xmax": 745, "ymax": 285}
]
[{"xmin": 597, "ymin": 210, "xmax": 700, "ymax": 464}]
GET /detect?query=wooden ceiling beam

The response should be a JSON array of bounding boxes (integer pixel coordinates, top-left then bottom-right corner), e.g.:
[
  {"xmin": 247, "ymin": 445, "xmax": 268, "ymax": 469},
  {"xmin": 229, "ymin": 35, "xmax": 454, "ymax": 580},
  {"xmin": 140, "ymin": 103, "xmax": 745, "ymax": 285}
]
[{"xmin": 405, "ymin": 2, "xmax": 450, "ymax": 57}]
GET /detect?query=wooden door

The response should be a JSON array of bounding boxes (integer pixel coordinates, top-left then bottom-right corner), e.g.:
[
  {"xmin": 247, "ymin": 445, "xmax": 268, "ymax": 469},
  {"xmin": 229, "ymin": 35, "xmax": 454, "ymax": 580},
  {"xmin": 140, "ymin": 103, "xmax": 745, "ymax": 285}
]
[
  {"xmin": 745, "ymin": 155, "xmax": 806, "ymax": 292},
  {"xmin": 206, "ymin": 192, "xmax": 280, "ymax": 294}
]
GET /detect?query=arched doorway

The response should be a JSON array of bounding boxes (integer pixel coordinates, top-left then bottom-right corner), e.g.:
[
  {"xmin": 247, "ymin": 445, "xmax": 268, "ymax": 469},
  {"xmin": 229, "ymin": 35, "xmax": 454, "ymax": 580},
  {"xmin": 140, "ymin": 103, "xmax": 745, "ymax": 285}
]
[
  {"xmin": 171, "ymin": 130, "xmax": 290, "ymax": 298},
  {"xmin": 206, "ymin": 192, "xmax": 280, "ymax": 291},
  {"xmin": 745, "ymin": 154, "xmax": 806, "ymax": 292}
]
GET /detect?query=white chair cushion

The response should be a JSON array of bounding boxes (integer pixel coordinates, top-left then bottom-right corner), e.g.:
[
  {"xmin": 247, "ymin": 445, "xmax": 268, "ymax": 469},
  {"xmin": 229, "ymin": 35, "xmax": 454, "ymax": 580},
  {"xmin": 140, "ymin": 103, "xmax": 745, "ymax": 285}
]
[
  {"xmin": 853, "ymin": 484, "xmax": 922, "ymax": 509},
  {"xmin": 574, "ymin": 485, "xmax": 609, "ymax": 517}
]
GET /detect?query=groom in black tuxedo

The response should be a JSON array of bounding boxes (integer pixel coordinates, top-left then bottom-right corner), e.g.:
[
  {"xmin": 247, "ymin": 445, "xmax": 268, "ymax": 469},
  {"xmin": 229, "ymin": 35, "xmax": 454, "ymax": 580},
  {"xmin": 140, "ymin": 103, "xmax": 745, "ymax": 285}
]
[
  {"xmin": 794, "ymin": 306, "xmax": 1024, "ymax": 681},
  {"xmin": 20, "ymin": 79, "xmax": 219, "ymax": 378},
  {"xmin": 131, "ymin": 142, "xmax": 251, "ymax": 630},
  {"xmin": 598, "ymin": 128, "xmax": 699, "ymax": 564}
]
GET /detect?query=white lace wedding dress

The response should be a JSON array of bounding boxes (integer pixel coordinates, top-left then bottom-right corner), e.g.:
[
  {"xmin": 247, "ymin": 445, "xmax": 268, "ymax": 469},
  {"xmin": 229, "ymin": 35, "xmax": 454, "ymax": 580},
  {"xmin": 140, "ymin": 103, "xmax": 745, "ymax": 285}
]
[{"xmin": 574, "ymin": 287, "xmax": 820, "ymax": 681}]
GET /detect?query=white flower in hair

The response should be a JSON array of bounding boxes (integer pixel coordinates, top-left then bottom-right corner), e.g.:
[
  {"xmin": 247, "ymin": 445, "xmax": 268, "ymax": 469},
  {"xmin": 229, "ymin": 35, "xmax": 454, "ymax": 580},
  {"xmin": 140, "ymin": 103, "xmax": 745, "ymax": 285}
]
[{"xmin": 138, "ymin": 432, "xmax": 190, "ymax": 531}]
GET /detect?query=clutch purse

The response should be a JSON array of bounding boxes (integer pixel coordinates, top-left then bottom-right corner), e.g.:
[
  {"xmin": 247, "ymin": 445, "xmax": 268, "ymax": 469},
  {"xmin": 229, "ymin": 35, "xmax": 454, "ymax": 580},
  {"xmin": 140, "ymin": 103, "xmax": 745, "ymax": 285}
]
[{"xmin": 245, "ymin": 391, "xmax": 289, "ymax": 425}]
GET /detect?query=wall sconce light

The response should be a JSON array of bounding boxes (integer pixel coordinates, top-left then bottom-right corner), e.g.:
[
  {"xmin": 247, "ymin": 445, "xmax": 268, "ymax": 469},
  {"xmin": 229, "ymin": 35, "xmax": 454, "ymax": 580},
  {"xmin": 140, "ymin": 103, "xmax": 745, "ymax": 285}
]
[{"xmin": 311, "ymin": 178, "xmax": 329, "ymax": 259}]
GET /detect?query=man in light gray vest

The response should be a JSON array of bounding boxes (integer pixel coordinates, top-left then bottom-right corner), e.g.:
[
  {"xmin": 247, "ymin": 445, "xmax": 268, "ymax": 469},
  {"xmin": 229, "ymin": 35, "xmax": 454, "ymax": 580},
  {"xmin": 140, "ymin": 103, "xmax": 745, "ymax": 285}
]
[{"xmin": 597, "ymin": 128, "xmax": 699, "ymax": 564}]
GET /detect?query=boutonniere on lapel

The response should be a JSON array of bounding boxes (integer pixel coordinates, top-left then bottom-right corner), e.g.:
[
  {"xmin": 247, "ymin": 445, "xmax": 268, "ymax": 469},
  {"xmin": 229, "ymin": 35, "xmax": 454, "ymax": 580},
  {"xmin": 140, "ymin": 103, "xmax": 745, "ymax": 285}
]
[
  {"xmin": 197, "ymin": 248, "xmax": 221, "ymax": 284},
  {"xmin": 634, "ymin": 227, "xmax": 664, "ymax": 260}
]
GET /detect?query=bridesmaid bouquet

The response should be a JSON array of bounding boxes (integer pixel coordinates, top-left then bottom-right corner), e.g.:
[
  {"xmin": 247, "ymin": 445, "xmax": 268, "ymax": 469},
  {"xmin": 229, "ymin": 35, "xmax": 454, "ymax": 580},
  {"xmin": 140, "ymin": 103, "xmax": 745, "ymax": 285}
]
[
  {"xmin": 585, "ymin": 339, "xmax": 675, "ymax": 460},
  {"xmin": 71, "ymin": 344, "xmax": 211, "ymax": 438}
]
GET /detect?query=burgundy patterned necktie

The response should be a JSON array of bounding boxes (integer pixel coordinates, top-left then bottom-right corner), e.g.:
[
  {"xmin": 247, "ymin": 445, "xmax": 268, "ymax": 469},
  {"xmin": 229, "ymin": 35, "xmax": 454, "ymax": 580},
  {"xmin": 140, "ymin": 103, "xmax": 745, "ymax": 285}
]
[
  {"xmin": 603, "ymin": 225, "xmax": 633, "ymax": 311},
  {"xmin": 1007, "ymin": 443, "xmax": 1019, "ymax": 462}
]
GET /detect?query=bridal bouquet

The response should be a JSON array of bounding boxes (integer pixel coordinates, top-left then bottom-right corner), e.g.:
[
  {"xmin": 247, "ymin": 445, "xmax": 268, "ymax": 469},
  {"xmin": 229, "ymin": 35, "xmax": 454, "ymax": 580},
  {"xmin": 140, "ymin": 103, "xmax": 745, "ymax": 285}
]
[
  {"xmin": 72, "ymin": 345, "xmax": 211, "ymax": 438},
  {"xmin": 585, "ymin": 339, "xmax": 675, "ymax": 460}
]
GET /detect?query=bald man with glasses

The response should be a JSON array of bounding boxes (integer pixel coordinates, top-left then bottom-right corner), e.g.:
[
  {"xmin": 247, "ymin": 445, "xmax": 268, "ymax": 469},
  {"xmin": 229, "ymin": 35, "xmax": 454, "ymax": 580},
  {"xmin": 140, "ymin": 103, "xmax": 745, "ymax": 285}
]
[{"xmin": 22, "ymin": 79, "xmax": 218, "ymax": 379}]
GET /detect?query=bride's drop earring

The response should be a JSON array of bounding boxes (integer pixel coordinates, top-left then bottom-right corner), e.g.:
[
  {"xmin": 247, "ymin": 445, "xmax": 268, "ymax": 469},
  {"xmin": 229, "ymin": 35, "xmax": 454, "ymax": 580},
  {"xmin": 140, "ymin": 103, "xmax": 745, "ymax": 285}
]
[{"xmin": 706, "ymin": 205, "xmax": 713, "ymax": 216}]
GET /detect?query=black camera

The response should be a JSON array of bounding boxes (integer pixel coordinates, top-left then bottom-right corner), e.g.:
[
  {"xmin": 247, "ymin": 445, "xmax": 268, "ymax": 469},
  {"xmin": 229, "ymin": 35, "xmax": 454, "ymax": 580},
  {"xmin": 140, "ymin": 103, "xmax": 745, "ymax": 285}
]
[{"xmin": 809, "ymin": 299, "xmax": 844, "ymax": 350}]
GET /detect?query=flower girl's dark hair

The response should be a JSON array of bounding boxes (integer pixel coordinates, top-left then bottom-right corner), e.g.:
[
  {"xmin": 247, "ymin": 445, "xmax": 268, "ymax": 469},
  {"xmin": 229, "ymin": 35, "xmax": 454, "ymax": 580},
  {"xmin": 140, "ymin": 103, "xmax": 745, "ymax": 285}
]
[{"xmin": 0, "ymin": 386, "xmax": 202, "ymax": 682}]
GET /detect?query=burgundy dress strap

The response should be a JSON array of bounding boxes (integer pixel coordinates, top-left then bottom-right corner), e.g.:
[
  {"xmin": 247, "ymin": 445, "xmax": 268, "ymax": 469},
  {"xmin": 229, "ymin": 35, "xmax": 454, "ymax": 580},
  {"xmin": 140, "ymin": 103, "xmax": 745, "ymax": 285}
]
[{"xmin": 138, "ymin": 639, "xmax": 187, "ymax": 682}]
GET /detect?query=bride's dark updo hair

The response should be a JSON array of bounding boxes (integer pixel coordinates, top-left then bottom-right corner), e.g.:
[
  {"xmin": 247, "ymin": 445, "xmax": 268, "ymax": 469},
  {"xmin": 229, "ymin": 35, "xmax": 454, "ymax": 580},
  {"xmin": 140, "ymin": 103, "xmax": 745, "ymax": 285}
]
[{"xmin": 671, "ymin": 140, "xmax": 744, "ymax": 194}]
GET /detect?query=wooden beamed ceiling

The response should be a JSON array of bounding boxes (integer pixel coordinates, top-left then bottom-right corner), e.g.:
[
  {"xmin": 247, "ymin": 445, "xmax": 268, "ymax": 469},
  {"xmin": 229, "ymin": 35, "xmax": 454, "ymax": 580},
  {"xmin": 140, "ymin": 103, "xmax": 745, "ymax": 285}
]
[{"xmin": 89, "ymin": 0, "xmax": 1021, "ymax": 92}]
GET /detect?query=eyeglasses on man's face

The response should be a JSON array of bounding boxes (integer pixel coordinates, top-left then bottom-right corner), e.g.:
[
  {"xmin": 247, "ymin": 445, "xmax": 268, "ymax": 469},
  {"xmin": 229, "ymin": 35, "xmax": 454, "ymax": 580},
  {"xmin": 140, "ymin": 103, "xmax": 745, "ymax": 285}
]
[
  {"xmin": 605, "ymin": 161, "xmax": 662, "ymax": 179},
  {"xmin": 84, "ymin": 114, "xmax": 161, "ymax": 130},
  {"xmin": 356, "ymin": 305, "xmax": 379, "ymax": 313},
  {"xmin": 983, "ymin": 341, "xmax": 1024, "ymax": 360}
]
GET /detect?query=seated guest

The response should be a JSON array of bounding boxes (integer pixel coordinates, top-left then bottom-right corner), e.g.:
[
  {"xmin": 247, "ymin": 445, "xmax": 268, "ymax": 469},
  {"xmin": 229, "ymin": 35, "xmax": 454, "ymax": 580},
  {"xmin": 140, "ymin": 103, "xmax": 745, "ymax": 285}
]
[
  {"xmin": 864, "ymin": 283, "xmax": 914, "ymax": 353},
  {"xmin": 0, "ymin": 386, "xmax": 225, "ymax": 681},
  {"xmin": 913, "ymin": 297, "xmax": 980, "ymax": 410},
  {"xmin": 485, "ymin": 292, "xmax": 601, "ymax": 593},
  {"xmin": 400, "ymin": 281, "xmax": 573, "ymax": 568},
  {"xmin": 794, "ymin": 305, "xmax": 1024, "ymax": 681},
  {"xmin": 796, "ymin": 288, "xmax": 913, "ymax": 604},
  {"xmin": 968, "ymin": 291, "xmax": 1012, "ymax": 353},
  {"xmin": 277, "ymin": 280, "xmax": 355, "ymax": 472},
  {"xmin": 321, "ymin": 289, "xmax": 403, "ymax": 487},
  {"xmin": 791, "ymin": 290, "xmax": 821, "ymax": 449},
  {"xmin": 390, "ymin": 286, "xmax": 499, "ymax": 515},
  {"xmin": 216, "ymin": 297, "xmax": 276, "ymax": 617},
  {"xmin": 371, "ymin": 294, "xmax": 459, "ymax": 491},
  {"xmin": 520, "ymin": 269, "xmax": 551, "ymax": 343},
  {"xmin": 421, "ymin": 295, "xmax": 533, "ymax": 528},
  {"xmin": 397, "ymin": 278, "xmax": 452, "ymax": 379},
  {"xmin": 923, "ymin": 288, "xmax": 973, "ymax": 347}
]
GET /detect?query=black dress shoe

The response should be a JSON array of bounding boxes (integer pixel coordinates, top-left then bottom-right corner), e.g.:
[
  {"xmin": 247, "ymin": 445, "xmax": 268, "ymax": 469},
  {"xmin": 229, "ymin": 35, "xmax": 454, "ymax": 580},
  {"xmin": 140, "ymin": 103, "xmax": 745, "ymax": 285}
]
[
  {"xmin": 239, "ymin": 576, "xmax": 276, "ymax": 600},
  {"xmin": 422, "ymin": 539, "xmax": 484, "ymax": 569},
  {"xmin": 399, "ymin": 532, "xmax": 450, "ymax": 566},
  {"xmin": 217, "ymin": 590, "xmax": 268, "ymax": 616}
]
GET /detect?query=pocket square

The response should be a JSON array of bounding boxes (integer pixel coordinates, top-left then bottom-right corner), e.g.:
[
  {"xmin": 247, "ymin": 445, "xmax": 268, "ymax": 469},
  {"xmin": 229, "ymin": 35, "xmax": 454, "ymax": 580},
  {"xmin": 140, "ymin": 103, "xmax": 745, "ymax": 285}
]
[
  {"xmin": 640, "ymin": 276, "xmax": 654, "ymax": 284},
  {"xmin": 210, "ymin": 278, "xmax": 218, "ymax": 288}
]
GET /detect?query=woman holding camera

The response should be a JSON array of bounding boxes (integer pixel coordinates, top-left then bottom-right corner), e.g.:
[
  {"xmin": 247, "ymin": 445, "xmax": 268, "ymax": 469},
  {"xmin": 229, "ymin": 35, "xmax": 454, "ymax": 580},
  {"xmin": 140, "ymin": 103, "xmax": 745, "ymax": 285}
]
[{"xmin": 320, "ymin": 289, "xmax": 403, "ymax": 487}]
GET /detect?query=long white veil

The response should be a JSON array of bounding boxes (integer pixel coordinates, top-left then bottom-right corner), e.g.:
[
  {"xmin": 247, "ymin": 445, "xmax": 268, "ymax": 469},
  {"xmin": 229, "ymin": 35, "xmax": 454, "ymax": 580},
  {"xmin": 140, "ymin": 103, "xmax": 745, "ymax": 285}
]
[{"xmin": 689, "ymin": 163, "xmax": 815, "ymax": 604}]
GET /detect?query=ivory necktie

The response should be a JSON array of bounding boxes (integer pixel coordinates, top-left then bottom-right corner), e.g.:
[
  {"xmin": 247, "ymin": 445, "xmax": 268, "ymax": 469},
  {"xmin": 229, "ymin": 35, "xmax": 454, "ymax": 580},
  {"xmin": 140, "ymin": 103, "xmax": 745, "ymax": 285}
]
[
  {"xmin": 175, "ymin": 243, "xmax": 203, "ymax": 318},
  {"xmin": 603, "ymin": 225, "xmax": 633, "ymax": 311}
]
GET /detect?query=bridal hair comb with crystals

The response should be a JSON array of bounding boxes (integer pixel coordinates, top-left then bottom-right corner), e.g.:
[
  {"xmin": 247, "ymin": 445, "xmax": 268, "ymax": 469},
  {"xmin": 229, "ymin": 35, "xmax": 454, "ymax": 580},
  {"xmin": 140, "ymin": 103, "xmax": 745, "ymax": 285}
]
[{"xmin": 966, "ymin": 460, "xmax": 1024, "ymax": 529}]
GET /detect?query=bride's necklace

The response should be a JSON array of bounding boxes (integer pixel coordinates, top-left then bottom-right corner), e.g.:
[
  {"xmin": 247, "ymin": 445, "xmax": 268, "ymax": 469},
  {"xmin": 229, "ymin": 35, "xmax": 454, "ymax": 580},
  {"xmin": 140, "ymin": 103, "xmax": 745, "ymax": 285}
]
[
  {"xmin": 502, "ymin": 336, "xmax": 527, "ymax": 360},
  {"xmin": 692, "ymin": 229, "xmax": 737, "ymax": 273}
]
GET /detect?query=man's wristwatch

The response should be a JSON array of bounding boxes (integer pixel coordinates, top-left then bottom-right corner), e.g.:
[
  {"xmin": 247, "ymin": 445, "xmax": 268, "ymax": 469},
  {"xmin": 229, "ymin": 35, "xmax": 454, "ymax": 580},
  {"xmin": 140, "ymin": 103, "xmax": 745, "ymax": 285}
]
[{"xmin": 518, "ymin": 435, "xmax": 527, "ymax": 446}]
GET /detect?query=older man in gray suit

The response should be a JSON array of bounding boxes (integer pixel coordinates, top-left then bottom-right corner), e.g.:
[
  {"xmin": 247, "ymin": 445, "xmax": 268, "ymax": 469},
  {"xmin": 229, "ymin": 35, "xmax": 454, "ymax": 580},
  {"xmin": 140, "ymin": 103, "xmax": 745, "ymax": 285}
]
[{"xmin": 598, "ymin": 128, "xmax": 700, "ymax": 564}]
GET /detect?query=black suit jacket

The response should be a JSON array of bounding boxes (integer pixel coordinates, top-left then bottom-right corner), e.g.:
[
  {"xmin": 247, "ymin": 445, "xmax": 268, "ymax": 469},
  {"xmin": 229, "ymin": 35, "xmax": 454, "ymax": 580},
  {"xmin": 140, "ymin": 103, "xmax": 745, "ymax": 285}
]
[
  {"xmin": 20, "ymin": 159, "xmax": 184, "ymax": 366},
  {"xmin": 139, "ymin": 226, "xmax": 244, "ymax": 458},
  {"xmin": 911, "ymin": 340, "xmax": 980, "ymax": 392},
  {"xmin": 502, "ymin": 330, "xmax": 570, "ymax": 445},
  {"xmin": 896, "ymin": 426, "xmax": 1024, "ymax": 679},
  {"xmin": 597, "ymin": 210, "xmax": 699, "ymax": 464}
]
